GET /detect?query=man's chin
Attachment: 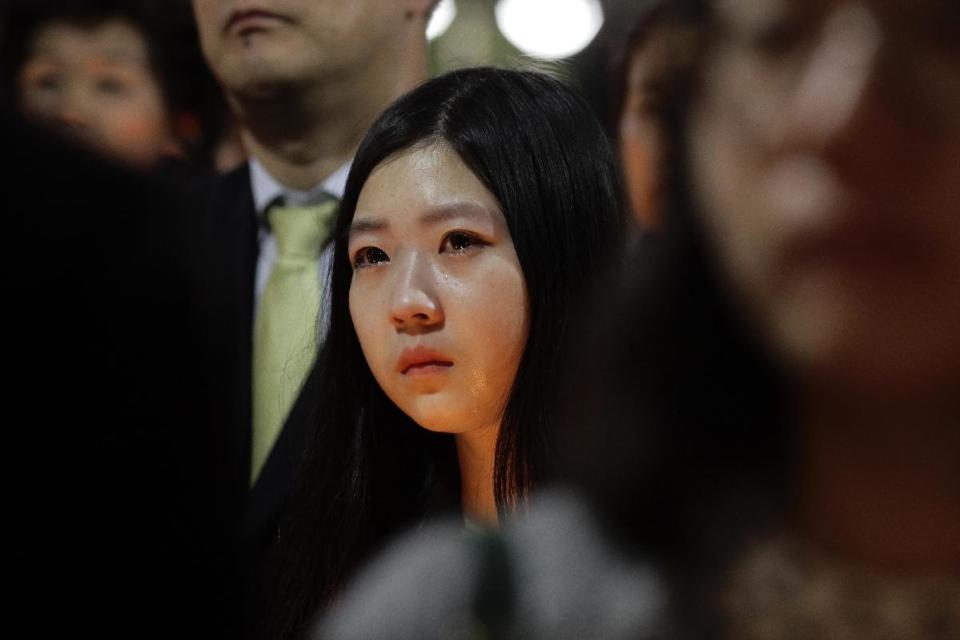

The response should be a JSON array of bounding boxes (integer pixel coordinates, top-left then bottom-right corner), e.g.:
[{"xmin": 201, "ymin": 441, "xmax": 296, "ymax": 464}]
[
  {"xmin": 219, "ymin": 42, "xmax": 313, "ymax": 91},
  {"xmin": 225, "ymin": 61, "xmax": 307, "ymax": 100}
]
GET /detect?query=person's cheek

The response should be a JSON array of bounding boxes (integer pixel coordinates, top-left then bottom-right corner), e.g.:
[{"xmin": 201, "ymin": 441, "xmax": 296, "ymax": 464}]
[
  {"xmin": 467, "ymin": 264, "xmax": 527, "ymax": 419},
  {"xmin": 621, "ymin": 126, "xmax": 658, "ymax": 226},
  {"xmin": 100, "ymin": 107, "xmax": 171, "ymax": 165},
  {"xmin": 351, "ymin": 279, "xmax": 396, "ymax": 396}
]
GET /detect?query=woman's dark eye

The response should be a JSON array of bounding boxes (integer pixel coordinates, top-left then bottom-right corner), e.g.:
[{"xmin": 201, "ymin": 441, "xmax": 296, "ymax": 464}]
[
  {"xmin": 35, "ymin": 73, "xmax": 62, "ymax": 91},
  {"xmin": 441, "ymin": 231, "xmax": 482, "ymax": 254},
  {"xmin": 96, "ymin": 76, "xmax": 130, "ymax": 95},
  {"xmin": 353, "ymin": 246, "xmax": 389, "ymax": 268}
]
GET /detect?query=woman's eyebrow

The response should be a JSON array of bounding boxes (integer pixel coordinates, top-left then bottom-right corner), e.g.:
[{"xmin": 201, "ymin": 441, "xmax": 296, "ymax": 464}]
[
  {"xmin": 25, "ymin": 47, "xmax": 65, "ymax": 63},
  {"xmin": 349, "ymin": 217, "xmax": 388, "ymax": 235},
  {"xmin": 350, "ymin": 203, "xmax": 494, "ymax": 236},
  {"xmin": 418, "ymin": 202, "xmax": 492, "ymax": 227},
  {"xmin": 98, "ymin": 51, "xmax": 149, "ymax": 66}
]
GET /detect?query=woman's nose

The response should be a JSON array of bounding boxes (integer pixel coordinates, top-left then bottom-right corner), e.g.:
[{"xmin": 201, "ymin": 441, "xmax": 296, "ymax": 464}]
[
  {"xmin": 781, "ymin": 3, "xmax": 883, "ymax": 152},
  {"xmin": 54, "ymin": 84, "xmax": 93, "ymax": 132},
  {"xmin": 389, "ymin": 253, "xmax": 443, "ymax": 332}
]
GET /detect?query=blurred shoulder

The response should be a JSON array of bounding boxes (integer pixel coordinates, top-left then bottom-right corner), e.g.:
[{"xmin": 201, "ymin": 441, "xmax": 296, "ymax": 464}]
[{"xmin": 319, "ymin": 490, "xmax": 667, "ymax": 640}]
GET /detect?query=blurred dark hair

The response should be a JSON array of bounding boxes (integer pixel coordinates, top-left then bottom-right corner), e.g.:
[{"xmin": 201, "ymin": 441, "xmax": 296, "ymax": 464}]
[
  {"xmin": 271, "ymin": 66, "xmax": 627, "ymax": 639},
  {"xmin": 555, "ymin": 0, "xmax": 795, "ymax": 630},
  {"xmin": 0, "ymin": 0, "xmax": 230, "ymax": 168}
]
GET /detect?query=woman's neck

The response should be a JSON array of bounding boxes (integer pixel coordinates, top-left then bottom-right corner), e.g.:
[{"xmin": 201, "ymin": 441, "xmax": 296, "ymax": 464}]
[
  {"xmin": 454, "ymin": 424, "xmax": 500, "ymax": 527},
  {"xmin": 797, "ymin": 389, "xmax": 960, "ymax": 573}
]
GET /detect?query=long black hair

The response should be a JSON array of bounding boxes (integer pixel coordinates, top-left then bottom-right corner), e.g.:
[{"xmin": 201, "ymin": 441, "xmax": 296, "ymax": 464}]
[{"xmin": 271, "ymin": 66, "xmax": 626, "ymax": 639}]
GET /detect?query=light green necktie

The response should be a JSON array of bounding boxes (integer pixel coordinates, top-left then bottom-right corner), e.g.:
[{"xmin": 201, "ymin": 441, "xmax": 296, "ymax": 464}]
[{"xmin": 251, "ymin": 198, "xmax": 338, "ymax": 483}]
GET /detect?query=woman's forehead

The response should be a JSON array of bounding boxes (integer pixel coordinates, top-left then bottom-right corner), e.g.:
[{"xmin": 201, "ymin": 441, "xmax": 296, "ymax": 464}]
[{"xmin": 354, "ymin": 143, "xmax": 504, "ymax": 230}]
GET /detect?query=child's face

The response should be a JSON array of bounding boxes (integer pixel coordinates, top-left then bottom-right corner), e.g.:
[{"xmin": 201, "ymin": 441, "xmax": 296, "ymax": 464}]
[{"xmin": 19, "ymin": 19, "xmax": 176, "ymax": 167}]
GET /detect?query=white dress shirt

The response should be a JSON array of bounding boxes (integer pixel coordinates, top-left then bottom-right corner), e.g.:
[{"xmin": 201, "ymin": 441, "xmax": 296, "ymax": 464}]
[{"xmin": 249, "ymin": 158, "xmax": 350, "ymax": 335}]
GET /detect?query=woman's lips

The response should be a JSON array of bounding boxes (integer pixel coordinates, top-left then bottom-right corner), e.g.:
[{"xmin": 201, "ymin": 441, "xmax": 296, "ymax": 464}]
[
  {"xmin": 403, "ymin": 362, "xmax": 454, "ymax": 377},
  {"xmin": 397, "ymin": 346, "xmax": 454, "ymax": 376}
]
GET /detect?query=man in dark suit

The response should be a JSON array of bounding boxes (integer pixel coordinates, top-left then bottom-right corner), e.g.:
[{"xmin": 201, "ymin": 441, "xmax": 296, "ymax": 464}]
[{"xmin": 188, "ymin": 0, "xmax": 438, "ymax": 627}]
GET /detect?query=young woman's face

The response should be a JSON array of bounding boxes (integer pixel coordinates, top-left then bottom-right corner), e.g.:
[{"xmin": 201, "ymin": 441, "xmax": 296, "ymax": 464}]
[
  {"xmin": 349, "ymin": 143, "xmax": 529, "ymax": 436},
  {"xmin": 18, "ymin": 19, "xmax": 176, "ymax": 167},
  {"xmin": 690, "ymin": 0, "xmax": 960, "ymax": 396}
]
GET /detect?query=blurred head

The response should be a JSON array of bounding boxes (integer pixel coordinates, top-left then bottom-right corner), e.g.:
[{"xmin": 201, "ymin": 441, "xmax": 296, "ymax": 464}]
[
  {"xmin": 5, "ymin": 0, "xmax": 229, "ymax": 170},
  {"xmin": 616, "ymin": 3, "xmax": 699, "ymax": 228},
  {"xmin": 548, "ymin": 3, "xmax": 960, "ymax": 602},
  {"xmin": 17, "ymin": 17, "xmax": 176, "ymax": 167},
  {"xmin": 329, "ymin": 67, "xmax": 625, "ymax": 503},
  {"xmin": 191, "ymin": 0, "xmax": 434, "ymax": 99},
  {"xmin": 688, "ymin": 0, "xmax": 960, "ymax": 398}
]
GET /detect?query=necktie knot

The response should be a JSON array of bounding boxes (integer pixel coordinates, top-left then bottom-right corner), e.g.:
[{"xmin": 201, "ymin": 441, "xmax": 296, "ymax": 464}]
[
  {"xmin": 268, "ymin": 199, "xmax": 338, "ymax": 261},
  {"xmin": 252, "ymin": 194, "xmax": 339, "ymax": 484}
]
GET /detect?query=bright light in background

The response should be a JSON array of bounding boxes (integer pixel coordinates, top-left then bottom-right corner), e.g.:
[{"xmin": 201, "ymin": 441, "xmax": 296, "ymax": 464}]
[
  {"xmin": 495, "ymin": 0, "xmax": 604, "ymax": 59},
  {"xmin": 427, "ymin": 0, "xmax": 457, "ymax": 41}
]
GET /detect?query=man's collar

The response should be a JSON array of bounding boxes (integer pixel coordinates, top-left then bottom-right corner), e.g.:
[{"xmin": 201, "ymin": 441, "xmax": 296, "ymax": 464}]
[{"xmin": 249, "ymin": 157, "xmax": 351, "ymax": 216}]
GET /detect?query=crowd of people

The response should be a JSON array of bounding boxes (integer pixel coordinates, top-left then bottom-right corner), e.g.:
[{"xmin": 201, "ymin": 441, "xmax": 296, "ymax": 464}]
[{"xmin": 3, "ymin": 0, "xmax": 959, "ymax": 639}]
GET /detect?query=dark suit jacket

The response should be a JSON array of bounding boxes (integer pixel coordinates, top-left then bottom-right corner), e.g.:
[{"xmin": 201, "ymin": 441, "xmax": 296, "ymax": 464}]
[
  {"xmin": 194, "ymin": 164, "xmax": 321, "ymax": 635},
  {"xmin": 193, "ymin": 164, "xmax": 258, "ymax": 531}
]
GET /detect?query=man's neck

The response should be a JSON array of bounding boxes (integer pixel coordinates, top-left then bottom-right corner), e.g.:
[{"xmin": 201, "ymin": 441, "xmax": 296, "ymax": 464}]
[
  {"xmin": 232, "ymin": 84, "xmax": 361, "ymax": 190},
  {"xmin": 230, "ymin": 47, "xmax": 429, "ymax": 191},
  {"xmin": 240, "ymin": 126, "xmax": 354, "ymax": 193}
]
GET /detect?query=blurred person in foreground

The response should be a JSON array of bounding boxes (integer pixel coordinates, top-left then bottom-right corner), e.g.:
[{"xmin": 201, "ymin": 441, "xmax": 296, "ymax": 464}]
[
  {"xmin": 3, "ymin": 0, "xmax": 230, "ymax": 171},
  {"xmin": 317, "ymin": 0, "xmax": 960, "ymax": 638},
  {"xmin": 1, "ymin": 104, "xmax": 227, "ymax": 639}
]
